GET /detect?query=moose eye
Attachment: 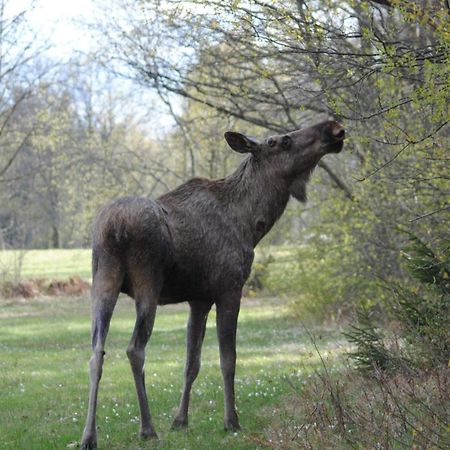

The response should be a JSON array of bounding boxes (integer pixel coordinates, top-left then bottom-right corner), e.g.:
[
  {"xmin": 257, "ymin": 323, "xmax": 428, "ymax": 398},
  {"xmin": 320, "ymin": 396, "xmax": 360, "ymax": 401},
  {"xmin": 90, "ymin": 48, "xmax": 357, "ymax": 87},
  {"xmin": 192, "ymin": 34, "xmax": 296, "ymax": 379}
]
[
  {"xmin": 267, "ymin": 137, "xmax": 276, "ymax": 147},
  {"xmin": 281, "ymin": 135, "xmax": 292, "ymax": 149}
]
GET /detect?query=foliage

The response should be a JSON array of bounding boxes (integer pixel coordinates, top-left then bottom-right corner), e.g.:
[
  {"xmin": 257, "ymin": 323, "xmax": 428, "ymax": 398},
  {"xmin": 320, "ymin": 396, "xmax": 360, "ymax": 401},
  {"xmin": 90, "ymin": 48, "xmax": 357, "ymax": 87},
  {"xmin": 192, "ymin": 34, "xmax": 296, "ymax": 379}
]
[
  {"xmin": 344, "ymin": 308, "xmax": 403, "ymax": 372},
  {"xmin": 264, "ymin": 362, "xmax": 450, "ymax": 449},
  {"xmin": 1, "ymin": 68, "xmax": 166, "ymax": 248},
  {"xmin": 244, "ymin": 251, "xmax": 274, "ymax": 296},
  {"xmin": 257, "ymin": 198, "xmax": 389, "ymax": 321},
  {"xmin": 345, "ymin": 233, "xmax": 450, "ymax": 372}
]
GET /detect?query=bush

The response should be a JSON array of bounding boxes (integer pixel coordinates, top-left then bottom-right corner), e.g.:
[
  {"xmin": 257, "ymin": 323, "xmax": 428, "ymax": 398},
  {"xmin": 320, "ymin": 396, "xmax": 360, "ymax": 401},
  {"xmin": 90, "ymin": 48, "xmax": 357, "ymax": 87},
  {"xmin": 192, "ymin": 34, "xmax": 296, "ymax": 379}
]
[
  {"xmin": 244, "ymin": 252, "xmax": 274, "ymax": 296},
  {"xmin": 346, "ymin": 234, "xmax": 449, "ymax": 372},
  {"xmin": 262, "ymin": 243, "xmax": 383, "ymax": 322},
  {"xmin": 263, "ymin": 363, "xmax": 450, "ymax": 450},
  {"xmin": 262, "ymin": 322, "xmax": 449, "ymax": 450}
]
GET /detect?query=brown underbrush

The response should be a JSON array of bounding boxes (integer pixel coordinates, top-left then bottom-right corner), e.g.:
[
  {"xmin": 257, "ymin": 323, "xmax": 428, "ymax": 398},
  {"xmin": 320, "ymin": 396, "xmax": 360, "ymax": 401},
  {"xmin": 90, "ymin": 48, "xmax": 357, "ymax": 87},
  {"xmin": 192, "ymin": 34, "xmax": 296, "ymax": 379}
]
[
  {"xmin": 257, "ymin": 363, "xmax": 449, "ymax": 450},
  {"xmin": 0, "ymin": 276, "xmax": 90, "ymax": 299}
]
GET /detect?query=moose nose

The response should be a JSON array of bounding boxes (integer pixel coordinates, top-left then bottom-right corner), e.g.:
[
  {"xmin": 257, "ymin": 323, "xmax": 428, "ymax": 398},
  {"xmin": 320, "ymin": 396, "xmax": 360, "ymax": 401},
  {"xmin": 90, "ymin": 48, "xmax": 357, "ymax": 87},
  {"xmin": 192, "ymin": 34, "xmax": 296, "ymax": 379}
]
[{"xmin": 332, "ymin": 125, "xmax": 346, "ymax": 140}]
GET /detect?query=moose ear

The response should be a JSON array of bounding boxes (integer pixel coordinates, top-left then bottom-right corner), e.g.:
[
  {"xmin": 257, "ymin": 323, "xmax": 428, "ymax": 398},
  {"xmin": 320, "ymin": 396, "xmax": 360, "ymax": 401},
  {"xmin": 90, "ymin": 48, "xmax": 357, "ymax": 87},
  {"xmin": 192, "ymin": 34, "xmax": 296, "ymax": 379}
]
[{"xmin": 224, "ymin": 131, "xmax": 260, "ymax": 154}]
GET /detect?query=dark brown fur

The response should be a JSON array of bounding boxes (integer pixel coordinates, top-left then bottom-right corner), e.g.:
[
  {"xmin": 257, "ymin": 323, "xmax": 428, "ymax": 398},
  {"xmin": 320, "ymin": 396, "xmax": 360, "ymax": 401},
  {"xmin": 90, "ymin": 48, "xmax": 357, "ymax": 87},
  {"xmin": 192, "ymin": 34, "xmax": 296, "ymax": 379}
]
[{"xmin": 81, "ymin": 120, "xmax": 345, "ymax": 449}]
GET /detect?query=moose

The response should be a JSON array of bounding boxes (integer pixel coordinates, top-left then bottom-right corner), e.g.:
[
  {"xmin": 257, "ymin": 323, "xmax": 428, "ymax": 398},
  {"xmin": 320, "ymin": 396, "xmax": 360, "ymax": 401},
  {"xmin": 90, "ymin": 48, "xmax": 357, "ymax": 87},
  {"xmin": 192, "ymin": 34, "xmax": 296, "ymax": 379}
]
[{"xmin": 80, "ymin": 120, "xmax": 346, "ymax": 449}]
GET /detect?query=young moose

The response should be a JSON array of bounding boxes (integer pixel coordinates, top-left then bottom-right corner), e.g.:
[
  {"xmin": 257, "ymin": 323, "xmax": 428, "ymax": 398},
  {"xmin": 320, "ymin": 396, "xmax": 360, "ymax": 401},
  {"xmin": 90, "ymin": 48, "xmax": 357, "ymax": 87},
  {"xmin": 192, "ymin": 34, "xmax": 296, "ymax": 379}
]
[{"xmin": 80, "ymin": 120, "xmax": 346, "ymax": 449}]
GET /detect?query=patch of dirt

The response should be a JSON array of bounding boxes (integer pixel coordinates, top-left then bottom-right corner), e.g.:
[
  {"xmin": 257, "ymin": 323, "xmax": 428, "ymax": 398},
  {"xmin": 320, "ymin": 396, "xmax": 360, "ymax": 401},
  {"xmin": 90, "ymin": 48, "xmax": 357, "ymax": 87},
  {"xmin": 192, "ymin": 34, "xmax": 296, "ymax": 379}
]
[{"xmin": 0, "ymin": 276, "xmax": 91, "ymax": 299}]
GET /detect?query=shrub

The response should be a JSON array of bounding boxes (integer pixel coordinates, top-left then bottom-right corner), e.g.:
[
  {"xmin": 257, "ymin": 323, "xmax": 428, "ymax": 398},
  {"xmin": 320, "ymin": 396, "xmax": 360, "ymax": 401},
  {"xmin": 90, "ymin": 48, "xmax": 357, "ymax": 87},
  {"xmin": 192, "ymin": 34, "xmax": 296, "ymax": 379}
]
[
  {"xmin": 244, "ymin": 252, "xmax": 274, "ymax": 296},
  {"xmin": 263, "ymin": 243, "xmax": 384, "ymax": 322},
  {"xmin": 263, "ymin": 363, "xmax": 450, "ymax": 450},
  {"xmin": 346, "ymin": 234, "xmax": 449, "ymax": 372}
]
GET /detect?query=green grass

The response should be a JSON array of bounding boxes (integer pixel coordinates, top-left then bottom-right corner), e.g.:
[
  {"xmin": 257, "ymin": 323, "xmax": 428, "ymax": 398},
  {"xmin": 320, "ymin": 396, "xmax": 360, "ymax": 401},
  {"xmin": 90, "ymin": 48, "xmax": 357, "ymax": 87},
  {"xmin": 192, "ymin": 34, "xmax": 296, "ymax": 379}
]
[
  {"xmin": 0, "ymin": 296, "xmax": 348, "ymax": 450},
  {"xmin": 0, "ymin": 249, "xmax": 92, "ymax": 281}
]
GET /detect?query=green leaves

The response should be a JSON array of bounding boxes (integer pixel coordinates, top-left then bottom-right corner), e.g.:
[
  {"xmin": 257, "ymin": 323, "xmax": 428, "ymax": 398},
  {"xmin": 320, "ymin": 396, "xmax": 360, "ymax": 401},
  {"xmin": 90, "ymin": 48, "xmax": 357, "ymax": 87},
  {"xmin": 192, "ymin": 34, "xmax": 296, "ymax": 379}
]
[{"xmin": 401, "ymin": 234, "xmax": 450, "ymax": 293}]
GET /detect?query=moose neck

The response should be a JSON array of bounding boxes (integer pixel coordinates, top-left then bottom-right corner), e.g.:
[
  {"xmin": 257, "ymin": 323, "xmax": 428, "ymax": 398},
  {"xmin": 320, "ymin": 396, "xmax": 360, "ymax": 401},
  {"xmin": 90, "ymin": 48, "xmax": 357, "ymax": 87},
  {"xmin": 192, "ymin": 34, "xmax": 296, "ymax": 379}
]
[{"xmin": 217, "ymin": 155, "xmax": 292, "ymax": 247}]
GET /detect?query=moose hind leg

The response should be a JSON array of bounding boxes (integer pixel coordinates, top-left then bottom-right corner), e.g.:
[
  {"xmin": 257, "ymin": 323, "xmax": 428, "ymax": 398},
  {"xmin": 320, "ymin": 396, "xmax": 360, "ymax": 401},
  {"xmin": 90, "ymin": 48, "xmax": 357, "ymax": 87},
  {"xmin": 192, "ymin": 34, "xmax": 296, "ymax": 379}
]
[
  {"xmin": 81, "ymin": 265, "xmax": 122, "ymax": 450},
  {"xmin": 172, "ymin": 301, "xmax": 212, "ymax": 429},
  {"xmin": 127, "ymin": 272, "xmax": 161, "ymax": 439}
]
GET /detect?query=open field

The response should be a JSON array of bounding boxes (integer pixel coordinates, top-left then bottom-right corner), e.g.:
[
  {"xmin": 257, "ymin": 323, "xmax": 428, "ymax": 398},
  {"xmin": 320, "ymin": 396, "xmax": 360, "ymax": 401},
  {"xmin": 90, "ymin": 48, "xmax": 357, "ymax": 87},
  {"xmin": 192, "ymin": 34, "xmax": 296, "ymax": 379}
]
[
  {"xmin": 0, "ymin": 249, "xmax": 92, "ymax": 281},
  {"xmin": 0, "ymin": 295, "xmax": 347, "ymax": 450}
]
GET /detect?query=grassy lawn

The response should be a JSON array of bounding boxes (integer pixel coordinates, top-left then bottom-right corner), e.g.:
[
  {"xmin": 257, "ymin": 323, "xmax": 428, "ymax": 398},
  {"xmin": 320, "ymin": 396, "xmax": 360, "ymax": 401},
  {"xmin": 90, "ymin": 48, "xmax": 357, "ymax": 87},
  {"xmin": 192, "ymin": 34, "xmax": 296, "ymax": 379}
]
[
  {"xmin": 0, "ymin": 295, "xmax": 347, "ymax": 450},
  {"xmin": 0, "ymin": 249, "xmax": 92, "ymax": 281}
]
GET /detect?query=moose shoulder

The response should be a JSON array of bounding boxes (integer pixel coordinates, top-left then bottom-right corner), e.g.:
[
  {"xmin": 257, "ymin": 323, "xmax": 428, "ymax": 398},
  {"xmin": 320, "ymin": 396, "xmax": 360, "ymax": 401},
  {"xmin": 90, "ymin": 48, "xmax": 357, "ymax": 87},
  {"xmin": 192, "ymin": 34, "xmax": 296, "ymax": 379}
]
[{"xmin": 81, "ymin": 120, "xmax": 346, "ymax": 449}]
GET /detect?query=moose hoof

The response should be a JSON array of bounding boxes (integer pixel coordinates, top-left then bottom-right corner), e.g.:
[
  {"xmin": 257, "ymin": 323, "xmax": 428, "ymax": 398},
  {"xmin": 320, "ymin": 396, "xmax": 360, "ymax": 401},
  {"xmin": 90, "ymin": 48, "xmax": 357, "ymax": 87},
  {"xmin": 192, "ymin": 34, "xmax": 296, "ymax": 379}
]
[
  {"xmin": 171, "ymin": 417, "xmax": 188, "ymax": 429},
  {"xmin": 224, "ymin": 419, "xmax": 241, "ymax": 432},
  {"xmin": 80, "ymin": 440, "xmax": 97, "ymax": 450},
  {"xmin": 139, "ymin": 429, "xmax": 158, "ymax": 440}
]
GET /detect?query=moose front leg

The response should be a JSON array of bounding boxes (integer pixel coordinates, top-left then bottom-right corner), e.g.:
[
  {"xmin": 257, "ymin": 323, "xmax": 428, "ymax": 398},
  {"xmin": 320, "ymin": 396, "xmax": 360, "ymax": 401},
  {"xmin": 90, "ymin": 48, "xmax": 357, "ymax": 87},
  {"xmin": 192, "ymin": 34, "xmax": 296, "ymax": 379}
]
[
  {"xmin": 172, "ymin": 301, "xmax": 212, "ymax": 429},
  {"xmin": 216, "ymin": 294, "xmax": 241, "ymax": 431}
]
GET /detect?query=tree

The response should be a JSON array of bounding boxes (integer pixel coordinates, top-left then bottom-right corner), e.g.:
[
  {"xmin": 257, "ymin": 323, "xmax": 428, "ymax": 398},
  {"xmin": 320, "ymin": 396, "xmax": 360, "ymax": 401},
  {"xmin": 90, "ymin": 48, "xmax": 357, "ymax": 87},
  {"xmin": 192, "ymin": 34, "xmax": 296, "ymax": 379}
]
[
  {"xmin": 0, "ymin": 0, "xmax": 54, "ymax": 180},
  {"xmin": 1, "ymin": 60, "xmax": 171, "ymax": 249},
  {"xmin": 0, "ymin": 0, "xmax": 54, "ymax": 248}
]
